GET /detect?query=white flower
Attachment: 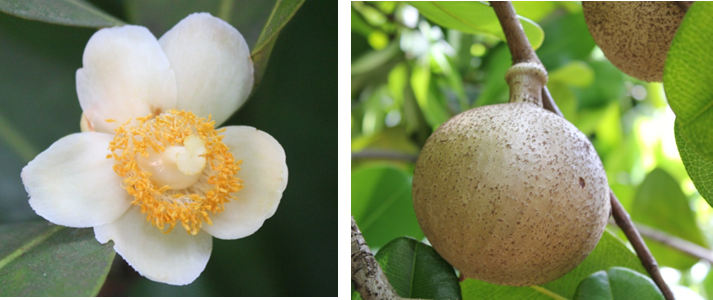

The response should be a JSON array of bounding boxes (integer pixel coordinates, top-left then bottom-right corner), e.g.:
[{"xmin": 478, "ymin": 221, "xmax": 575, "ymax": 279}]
[{"xmin": 20, "ymin": 13, "xmax": 288, "ymax": 285}]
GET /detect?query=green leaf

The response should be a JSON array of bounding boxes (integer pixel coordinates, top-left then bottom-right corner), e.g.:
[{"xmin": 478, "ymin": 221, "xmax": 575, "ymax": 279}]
[
  {"xmin": 549, "ymin": 61, "xmax": 595, "ymax": 88},
  {"xmin": 664, "ymin": 2, "xmax": 713, "ymax": 161},
  {"xmin": 408, "ymin": 1, "xmax": 544, "ymax": 50},
  {"xmin": 126, "ymin": 0, "xmax": 304, "ymax": 93},
  {"xmin": 474, "ymin": 44, "xmax": 511, "ymax": 107},
  {"xmin": 0, "ymin": 222, "xmax": 115, "ymax": 296},
  {"xmin": 411, "ymin": 63, "xmax": 451, "ymax": 128},
  {"xmin": 461, "ymin": 230, "xmax": 647, "ymax": 299},
  {"xmin": 351, "ymin": 238, "xmax": 460, "ymax": 300},
  {"xmin": 573, "ymin": 60, "xmax": 625, "ymax": 109},
  {"xmin": 536, "ymin": 10, "xmax": 595, "ymax": 71},
  {"xmin": 512, "ymin": 1, "xmax": 557, "ymax": 22},
  {"xmin": 251, "ymin": 0, "xmax": 306, "ymax": 88},
  {"xmin": 574, "ymin": 267, "xmax": 663, "ymax": 300},
  {"xmin": 377, "ymin": 237, "xmax": 461, "ymax": 299},
  {"xmin": 0, "ymin": 0, "xmax": 123, "ymax": 28},
  {"xmin": 631, "ymin": 168, "xmax": 708, "ymax": 270},
  {"xmin": 351, "ymin": 165, "xmax": 424, "ymax": 249},
  {"xmin": 675, "ymin": 119, "xmax": 713, "ymax": 207}
]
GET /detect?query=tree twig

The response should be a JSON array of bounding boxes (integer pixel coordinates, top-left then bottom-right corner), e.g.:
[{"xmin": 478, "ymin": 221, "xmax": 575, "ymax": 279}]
[
  {"xmin": 609, "ymin": 219, "xmax": 713, "ymax": 264},
  {"xmin": 490, "ymin": 2, "xmax": 675, "ymax": 299},
  {"xmin": 609, "ymin": 192, "xmax": 673, "ymax": 299},
  {"xmin": 352, "ymin": 215, "xmax": 400, "ymax": 300}
]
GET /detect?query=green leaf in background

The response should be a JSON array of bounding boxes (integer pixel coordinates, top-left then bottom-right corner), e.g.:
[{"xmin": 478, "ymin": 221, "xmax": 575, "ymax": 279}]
[
  {"xmin": 376, "ymin": 237, "xmax": 461, "ymax": 299},
  {"xmin": 351, "ymin": 165, "xmax": 424, "ymax": 249},
  {"xmin": 0, "ymin": 0, "xmax": 123, "ymax": 28},
  {"xmin": 125, "ymin": 0, "xmax": 304, "ymax": 93},
  {"xmin": 461, "ymin": 230, "xmax": 647, "ymax": 299},
  {"xmin": 675, "ymin": 119, "xmax": 713, "ymax": 207},
  {"xmin": 664, "ymin": 2, "xmax": 713, "ymax": 161},
  {"xmin": 411, "ymin": 62, "xmax": 451, "ymax": 128},
  {"xmin": 574, "ymin": 267, "xmax": 663, "ymax": 300},
  {"xmin": 548, "ymin": 61, "xmax": 594, "ymax": 88},
  {"xmin": 408, "ymin": 1, "xmax": 544, "ymax": 50},
  {"xmin": 0, "ymin": 222, "xmax": 115, "ymax": 296},
  {"xmin": 474, "ymin": 44, "xmax": 511, "ymax": 107},
  {"xmin": 536, "ymin": 10, "xmax": 595, "ymax": 71},
  {"xmin": 631, "ymin": 168, "xmax": 708, "ymax": 270},
  {"xmin": 573, "ymin": 60, "xmax": 625, "ymax": 110}
]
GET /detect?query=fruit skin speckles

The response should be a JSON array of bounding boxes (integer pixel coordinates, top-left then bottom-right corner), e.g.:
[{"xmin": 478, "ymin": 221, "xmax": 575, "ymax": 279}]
[
  {"xmin": 412, "ymin": 102, "xmax": 610, "ymax": 286},
  {"xmin": 583, "ymin": 1, "xmax": 686, "ymax": 82}
]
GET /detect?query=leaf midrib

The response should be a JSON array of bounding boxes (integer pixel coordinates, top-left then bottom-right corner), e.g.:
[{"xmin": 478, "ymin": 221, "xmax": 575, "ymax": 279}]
[{"xmin": 0, "ymin": 225, "xmax": 64, "ymax": 270}]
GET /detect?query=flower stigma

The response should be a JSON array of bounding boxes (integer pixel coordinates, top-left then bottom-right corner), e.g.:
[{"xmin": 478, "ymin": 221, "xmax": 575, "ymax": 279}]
[{"xmin": 107, "ymin": 109, "xmax": 243, "ymax": 235}]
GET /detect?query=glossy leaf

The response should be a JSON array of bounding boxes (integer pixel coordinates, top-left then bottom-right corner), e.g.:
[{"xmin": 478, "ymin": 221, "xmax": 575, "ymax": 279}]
[
  {"xmin": 351, "ymin": 165, "xmax": 424, "ymax": 249},
  {"xmin": 0, "ymin": 222, "xmax": 115, "ymax": 296},
  {"xmin": 351, "ymin": 238, "xmax": 460, "ymax": 300},
  {"xmin": 675, "ymin": 120, "xmax": 713, "ymax": 207},
  {"xmin": 461, "ymin": 230, "xmax": 647, "ymax": 299},
  {"xmin": 574, "ymin": 267, "xmax": 663, "ymax": 300},
  {"xmin": 631, "ymin": 168, "xmax": 708, "ymax": 270},
  {"xmin": 0, "ymin": 0, "xmax": 123, "ymax": 28},
  {"xmin": 377, "ymin": 237, "xmax": 461, "ymax": 300},
  {"xmin": 664, "ymin": 2, "xmax": 713, "ymax": 160},
  {"xmin": 409, "ymin": 1, "xmax": 544, "ymax": 50},
  {"xmin": 125, "ymin": 0, "xmax": 304, "ymax": 92}
]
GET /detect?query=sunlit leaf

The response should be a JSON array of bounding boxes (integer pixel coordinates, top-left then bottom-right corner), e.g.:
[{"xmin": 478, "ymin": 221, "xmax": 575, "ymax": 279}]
[
  {"xmin": 631, "ymin": 168, "xmax": 708, "ymax": 270},
  {"xmin": 0, "ymin": 222, "xmax": 115, "ymax": 296},
  {"xmin": 549, "ymin": 61, "xmax": 595, "ymax": 88},
  {"xmin": 378, "ymin": 237, "xmax": 461, "ymax": 299},
  {"xmin": 0, "ymin": 0, "xmax": 123, "ymax": 28},
  {"xmin": 351, "ymin": 165, "xmax": 424, "ymax": 249},
  {"xmin": 574, "ymin": 267, "xmax": 663, "ymax": 300},
  {"xmin": 664, "ymin": 2, "xmax": 713, "ymax": 160},
  {"xmin": 512, "ymin": 1, "xmax": 557, "ymax": 22},
  {"xmin": 408, "ymin": 1, "xmax": 544, "ymax": 50},
  {"xmin": 461, "ymin": 230, "xmax": 647, "ymax": 299},
  {"xmin": 675, "ymin": 120, "xmax": 713, "ymax": 207}
]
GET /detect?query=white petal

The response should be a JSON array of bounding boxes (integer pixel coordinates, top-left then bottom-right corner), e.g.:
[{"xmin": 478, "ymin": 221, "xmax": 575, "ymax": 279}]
[
  {"xmin": 203, "ymin": 126, "xmax": 288, "ymax": 240},
  {"xmin": 22, "ymin": 132, "xmax": 131, "ymax": 227},
  {"xmin": 94, "ymin": 206, "xmax": 212, "ymax": 285},
  {"xmin": 77, "ymin": 25, "xmax": 177, "ymax": 134},
  {"xmin": 158, "ymin": 13, "xmax": 254, "ymax": 126}
]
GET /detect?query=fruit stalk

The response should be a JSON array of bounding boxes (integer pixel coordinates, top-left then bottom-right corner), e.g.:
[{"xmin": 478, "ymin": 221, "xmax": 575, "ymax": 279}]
[{"xmin": 491, "ymin": 2, "xmax": 675, "ymax": 299}]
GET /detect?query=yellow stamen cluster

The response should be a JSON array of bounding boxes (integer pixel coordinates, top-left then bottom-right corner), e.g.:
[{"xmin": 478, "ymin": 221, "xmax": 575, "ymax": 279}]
[{"xmin": 107, "ymin": 109, "xmax": 243, "ymax": 235}]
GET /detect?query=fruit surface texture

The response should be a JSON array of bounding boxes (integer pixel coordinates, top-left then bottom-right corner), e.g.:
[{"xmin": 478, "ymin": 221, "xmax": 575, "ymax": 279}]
[
  {"xmin": 582, "ymin": 1, "xmax": 685, "ymax": 82},
  {"xmin": 412, "ymin": 102, "xmax": 610, "ymax": 286}
]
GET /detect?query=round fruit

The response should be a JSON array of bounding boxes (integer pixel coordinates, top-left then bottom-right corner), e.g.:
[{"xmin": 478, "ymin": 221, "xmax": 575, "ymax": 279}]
[
  {"xmin": 583, "ymin": 1, "xmax": 686, "ymax": 82},
  {"xmin": 412, "ymin": 102, "xmax": 610, "ymax": 286}
]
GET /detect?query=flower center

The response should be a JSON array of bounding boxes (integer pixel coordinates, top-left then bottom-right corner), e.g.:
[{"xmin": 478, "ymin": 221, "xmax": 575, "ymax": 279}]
[{"xmin": 107, "ymin": 109, "xmax": 243, "ymax": 235}]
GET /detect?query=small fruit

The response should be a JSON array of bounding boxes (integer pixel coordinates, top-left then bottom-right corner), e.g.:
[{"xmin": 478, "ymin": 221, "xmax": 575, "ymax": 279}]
[
  {"xmin": 412, "ymin": 102, "xmax": 610, "ymax": 286},
  {"xmin": 583, "ymin": 1, "xmax": 686, "ymax": 82}
]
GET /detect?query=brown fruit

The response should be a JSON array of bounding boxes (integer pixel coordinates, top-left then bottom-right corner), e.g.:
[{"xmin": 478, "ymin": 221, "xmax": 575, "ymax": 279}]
[
  {"xmin": 412, "ymin": 102, "xmax": 610, "ymax": 286},
  {"xmin": 583, "ymin": 1, "xmax": 686, "ymax": 82}
]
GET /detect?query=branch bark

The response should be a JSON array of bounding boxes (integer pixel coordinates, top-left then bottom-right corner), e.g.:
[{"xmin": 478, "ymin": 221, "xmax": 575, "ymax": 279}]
[
  {"xmin": 490, "ymin": 2, "xmax": 675, "ymax": 299},
  {"xmin": 352, "ymin": 215, "xmax": 400, "ymax": 300}
]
